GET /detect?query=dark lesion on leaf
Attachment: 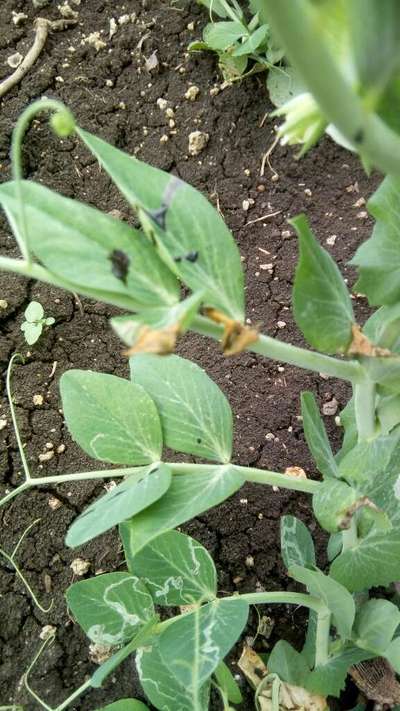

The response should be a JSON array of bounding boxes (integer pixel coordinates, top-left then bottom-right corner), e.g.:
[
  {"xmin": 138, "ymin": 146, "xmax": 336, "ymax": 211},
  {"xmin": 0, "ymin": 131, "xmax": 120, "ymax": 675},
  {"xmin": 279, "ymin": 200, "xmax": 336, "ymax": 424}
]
[
  {"xmin": 108, "ymin": 249, "xmax": 130, "ymax": 285},
  {"xmin": 353, "ymin": 128, "xmax": 364, "ymax": 144},
  {"xmin": 174, "ymin": 250, "xmax": 199, "ymax": 263}
]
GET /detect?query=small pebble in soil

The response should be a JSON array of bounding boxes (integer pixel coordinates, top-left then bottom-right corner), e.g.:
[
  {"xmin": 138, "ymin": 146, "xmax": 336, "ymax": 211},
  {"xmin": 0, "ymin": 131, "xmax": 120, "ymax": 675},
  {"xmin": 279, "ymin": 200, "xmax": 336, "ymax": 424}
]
[
  {"xmin": 33, "ymin": 394, "xmax": 44, "ymax": 405},
  {"xmin": 245, "ymin": 555, "xmax": 254, "ymax": 568},
  {"xmin": 157, "ymin": 97, "xmax": 168, "ymax": 110},
  {"xmin": 165, "ymin": 107, "xmax": 175, "ymax": 118},
  {"xmin": 277, "ymin": 320, "xmax": 286, "ymax": 329},
  {"xmin": 0, "ymin": 299, "xmax": 7, "ymax": 309},
  {"xmin": 48, "ymin": 496, "xmax": 62, "ymax": 511},
  {"xmin": 38, "ymin": 451, "xmax": 54, "ymax": 462},
  {"xmin": 281, "ymin": 229, "xmax": 291, "ymax": 238},
  {"xmin": 40, "ymin": 625, "xmax": 56, "ymax": 641},
  {"xmin": 160, "ymin": 135, "xmax": 169, "ymax": 144},
  {"xmin": 70, "ymin": 558, "xmax": 90, "ymax": 576},
  {"xmin": 188, "ymin": 131, "xmax": 209, "ymax": 156},
  {"xmin": 12, "ymin": 11, "xmax": 28, "ymax": 24},
  {"xmin": 326, "ymin": 234, "xmax": 337, "ymax": 245},
  {"xmin": 322, "ymin": 397, "xmax": 338, "ymax": 416},
  {"xmin": 7, "ymin": 52, "xmax": 23, "ymax": 68},
  {"xmin": 0, "ymin": 418, "xmax": 7, "ymax": 431},
  {"xmin": 57, "ymin": 444, "xmax": 66, "ymax": 454},
  {"xmin": 185, "ymin": 85, "xmax": 200, "ymax": 101}
]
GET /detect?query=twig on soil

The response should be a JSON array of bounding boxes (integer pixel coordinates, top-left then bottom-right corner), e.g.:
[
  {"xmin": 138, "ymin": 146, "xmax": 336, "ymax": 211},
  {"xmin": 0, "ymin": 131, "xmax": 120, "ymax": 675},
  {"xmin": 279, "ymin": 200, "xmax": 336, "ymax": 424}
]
[
  {"xmin": 260, "ymin": 133, "xmax": 280, "ymax": 178},
  {"xmin": 0, "ymin": 18, "xmax": 77, "ymax": 99},
  {"xmin": 245, "ymin": 210, "xmax": 281, "ymax": 226}
]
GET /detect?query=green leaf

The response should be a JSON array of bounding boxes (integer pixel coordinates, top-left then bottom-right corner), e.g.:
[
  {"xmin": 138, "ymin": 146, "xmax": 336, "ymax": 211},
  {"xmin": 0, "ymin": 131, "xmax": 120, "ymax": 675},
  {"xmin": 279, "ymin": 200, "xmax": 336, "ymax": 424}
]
[
  {"xmin": 213, "ymin": 661, "xmax": 242, "ymax": 704},
  {"xmin": 377, "ymin": 391, "xmax": 400, "ymax": 435},
  {"xmin": 0, "ymin": 181, "xmax": 179, "ymax": 311},
  {"xmin": 97, "ymin": 701, "xmax": 149, "ymax": 711},
  {"xmin": 330, "ymin": 527, "xmax": 400, "ymax": 591},
  {"xmin": 233, "ymin": 25, "xmax": 269, "ymax": 56},
  {"xmin": 21, "ymin": 322, "xmax": 42, "ymax": 345},
  {"xmin": 158, "ymin": 599, "xmax": 249, "ymax": 688},
  {"xmin": 305, "ymin": 646, "xmax": 374, "ymax": 697},
  {"xmin": 111, "ymin": 292, "xmax": 204, "ymax": 346},
  {"xmin": 44, "ymin": 316, "xmax": 55, "ymax": 326},
  {"xmin": 338, "ymin": 434, "xmax": 399, "ymax": 491},
  {"xmin": 327, "ymin": 532, "xmax": 343, "ymax": 562},
  {"xmin": 384, "ymin": 636, "xmax": 400, "ymax": 674},
  {"xmin": 60, "ymin": 370, "xmax": 162, "ymax": 465},
  {"xmin": 91, "ymin": 619, "xmax": 157, "ymax": 689},
  {"xmin": 301, "ymin": 392, "xmax": 339, "ymax": 478},
  {"xmin": 196, "ymin": 0, "xmax": 230, "ymax": 18},
  {"xmin": 312, "ymin": 479, "xmax": 357, "ymax": 533},
  {"xmin": 24, "ymin": 300, "xmax": 44, "ymax": 322},
  {"xmin": 267, "ymin": 66, "xmax": 305, "ymax": 108},
  {"xmin": 130, "ymin": 354, "xmax": 232, "ymax": 463},
  {"xmin": 289, "ymin": 565, "xmax": 355, "ymax": 639},
  {"xmin": 136, "ymin": 640, "xmax": 211, "ymax": 711},
  {"xmin": 352, "ymin": 176, "xmax": 400, "ymax": 306},
  {"xmin": 66, "ymin": 573, "xmax": 154, "ymax": 645},
  {"xmin": 357, "ymin": 355, "xmax": 400, "ymax": 394},
  {"xmin": 268, "ymin": 640, "xmax": 310, "ymax": 686},
  {"xmin": 77, "ymin": 129, "xmax": 245, "ymax": 320},
  {"xmin": 280, "ymin": 515, "xmax": 316, "ymax": 569},
  {"xmin": 128, "ymin": 530, "xmax": 217, "ymax": 606},
  {"xmin": 354, "ymin": 598, "xmax": 400, "ymax": 653},
  {"xmin": 65, "ymin": 464, "xmax": 172, "ymax": 548},
  {"xmin": 203, "ymin": 21, "xmax": 247, "ymax": 50},
  {"xmin": 363, "ymin": 303, "xmax": 400, "ymax": 352},
  {"xmin": 292, "ymin": 214, "xmax": 354, "ymax": 354},
  {"xmin": 349, "ymin": 0, "xmax": 400, "ymax": 94},
  {"xmin": 120, "ymin": 464, "xmax": 244, "ymax": 554}
]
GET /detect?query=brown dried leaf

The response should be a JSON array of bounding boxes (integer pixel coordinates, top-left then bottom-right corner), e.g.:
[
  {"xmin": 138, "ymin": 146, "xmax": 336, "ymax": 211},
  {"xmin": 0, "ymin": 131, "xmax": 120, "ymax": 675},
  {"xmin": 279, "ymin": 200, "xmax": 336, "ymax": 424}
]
[
  {"xmin": 123, "ymin": 324, "xmax": 179, "ymax": 356},
  {"xmin": 284, "ymin": 466, "xmax": 307, "ymax": 480},
  {"xmin": 347, "ymin": 324, "xmax": 391, "ymax": 357},
  {"xmin": 238, "ymin": 646, "xmax": 327, "ymax": 711},
  {"xmin": 203, "ymin": 307, "xmax": 259, "ymax": 355}
]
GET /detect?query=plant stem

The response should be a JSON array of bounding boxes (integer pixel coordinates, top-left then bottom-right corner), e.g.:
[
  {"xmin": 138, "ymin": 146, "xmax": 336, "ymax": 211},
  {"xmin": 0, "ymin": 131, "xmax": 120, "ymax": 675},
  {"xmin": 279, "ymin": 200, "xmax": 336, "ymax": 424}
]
[
  {"xmin": 54, "ymin": 680, "xmax": 92, "ymax": 711},
  {"xmin": 11, "ymin": 98, "xmax": 70, "ymax": 262},
  {"xmin": 354, "ymin": 381, "xmax": 376, "ymax": 440},
  {"xmin": 231, "ymin": 591, "xmax": 325, "ymax": 614},
  {"xmin": 6, "ymin": 354, "xmax": 31, "ymax": 481},
  {"xmin": 233, "ymin": 464, "xmax": 320, "ymax": 494},
  {"xmin": 314, "ymin": 609, "xmax": 331, "ymax": 667},
  {"xmin": 192, "ymin": 315, "xmax": 364, "ymax": 383},
  {"xmin": 263, "ymin": 0, "xmax": 400, "ymax": 176}
]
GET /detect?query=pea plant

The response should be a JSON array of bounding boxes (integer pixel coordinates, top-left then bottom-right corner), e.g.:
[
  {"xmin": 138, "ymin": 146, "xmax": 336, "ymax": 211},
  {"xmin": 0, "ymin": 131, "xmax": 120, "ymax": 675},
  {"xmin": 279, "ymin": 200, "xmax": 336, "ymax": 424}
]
[
  {"xmin": 21, "ymin": 300, "xmax": 55, "ymax": 345},
  {"xmin": 2, "ymin": 0, "xmax": 400, "ymax": 708}
]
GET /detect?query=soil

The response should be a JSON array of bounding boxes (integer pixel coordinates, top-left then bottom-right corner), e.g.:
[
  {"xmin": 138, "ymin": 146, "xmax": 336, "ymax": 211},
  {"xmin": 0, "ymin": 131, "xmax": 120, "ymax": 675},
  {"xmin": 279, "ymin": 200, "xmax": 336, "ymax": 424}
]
[{"xmin": 0, "ymin": 1, "xmax": 380, "ymax": 709}]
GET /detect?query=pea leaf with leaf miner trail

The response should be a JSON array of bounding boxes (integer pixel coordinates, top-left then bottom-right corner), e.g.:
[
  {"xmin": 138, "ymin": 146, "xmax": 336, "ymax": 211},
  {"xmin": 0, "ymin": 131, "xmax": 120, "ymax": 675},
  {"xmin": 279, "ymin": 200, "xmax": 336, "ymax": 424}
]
[
  {"xmin": 60, "ymin": 370, "xmax": 162, "ymax": 465},
  {"xmin": 128, "ymin": 530, "xmax": 217, "ymax": 606},
  {"xmin": 77, "ymin": 128, "xmax": 245, "ymax": 320},
  {"xmin": 305, "ymin": 646, "xmax": 374, "ymax": 697},
  {"xmin": 66, "ymin": 573, "xmax": 154, "ymax": 646},
  {"xmin": 352, "ymin": 176, "xmax": 400, "ymax": 306},
  {"xmin": 0, "ymin": 180, "xmax": 179, "ymax": 312},
  {"xmin": 280, "ymin": 515, "xmax": 316, "ymax": 569},
  {"xmin": 136, "ymin": 640, "xmax": 211, "ymax": 711},
  {"xmin": 292, "ymin": 214, "xmax": 354, "ymax": 354},
  {"xmin": 158, "ymin": 599, "xmax": 249, "ymax": 689}
]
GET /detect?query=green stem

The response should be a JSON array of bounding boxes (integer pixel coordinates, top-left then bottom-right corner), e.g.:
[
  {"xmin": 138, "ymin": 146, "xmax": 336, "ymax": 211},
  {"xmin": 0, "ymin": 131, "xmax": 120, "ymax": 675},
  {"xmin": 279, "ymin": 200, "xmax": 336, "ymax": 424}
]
[
  {"xmin": 11, "ymin": 99, "xmax": 70, "ymax": 262},
  {"xmin": 230, "ymin": 591, "xmax": 325, "ymax": 614},
  {"xmin": 192, "ymin": 315, "xmax": 364, "ymax": 383},
  {"xmin": 54, "ymin": 680, "xmax": 91, "ymax": 711},
  {"xmin": 314, "ymin": 609, "xmax": 331, "ymax": 666},
  {"xmin": 354, "ymin": 381, "xmax": 376, "ymax": 440},
  {"xmin": 0, "ymin": 546, "xmax": 52, "ymax": 613},
  {"xmin": 6, "ymin": 354, "xmax": 31, "ymax": 481},
  {"xmin": 233, "ymin": 464, "xmax": 320, "ymax": 494},
  {"xmin": 263, "ymin": 0, "xmax": 400, "ymax": 176}
]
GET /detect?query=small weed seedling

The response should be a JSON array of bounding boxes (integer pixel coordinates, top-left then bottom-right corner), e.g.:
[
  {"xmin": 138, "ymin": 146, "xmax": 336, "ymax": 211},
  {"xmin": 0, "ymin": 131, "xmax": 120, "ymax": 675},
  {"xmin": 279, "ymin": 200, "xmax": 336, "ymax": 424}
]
[
  {"xmin": 2, "ymin": 1, "xmax": 400, "ymax": 708},
  {"xmin": 21, "ymin": 300, "xmax": 55, "ymax": 345}
]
